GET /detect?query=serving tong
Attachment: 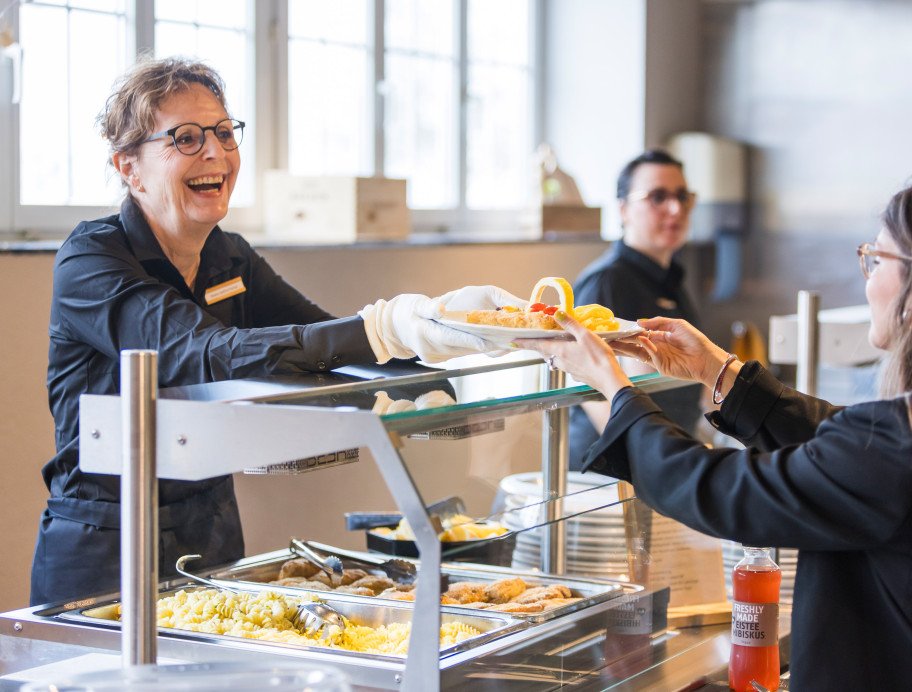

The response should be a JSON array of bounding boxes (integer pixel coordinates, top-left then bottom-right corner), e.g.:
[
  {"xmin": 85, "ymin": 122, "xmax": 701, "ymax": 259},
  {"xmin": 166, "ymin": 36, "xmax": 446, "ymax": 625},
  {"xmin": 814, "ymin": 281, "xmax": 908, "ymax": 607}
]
[
  {"xmin": 290, "ymin": 538, "xmax": 421, "ymax": 585},
  {"xmin": 175, "ymin": 554, "xmax": 346, "ymax": 638},
  {"xmin": 289, "ymin": 537, "xmax": 343, "ymax": 577}
]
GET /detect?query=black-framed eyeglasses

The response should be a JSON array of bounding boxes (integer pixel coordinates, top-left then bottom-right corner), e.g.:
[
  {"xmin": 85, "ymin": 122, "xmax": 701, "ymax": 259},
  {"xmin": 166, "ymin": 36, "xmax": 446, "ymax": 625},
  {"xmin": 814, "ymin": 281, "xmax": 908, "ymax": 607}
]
[
  {"xmin": 142, "ymin": 118, "xmax": 245, "ymax": 156},
  {"xmin": 627, "ymin": 187, "xmax": 697, "ymax": 210},
  {"xmin": 857, "ymin": 242, "xmax": 912, "ymax": 279}
]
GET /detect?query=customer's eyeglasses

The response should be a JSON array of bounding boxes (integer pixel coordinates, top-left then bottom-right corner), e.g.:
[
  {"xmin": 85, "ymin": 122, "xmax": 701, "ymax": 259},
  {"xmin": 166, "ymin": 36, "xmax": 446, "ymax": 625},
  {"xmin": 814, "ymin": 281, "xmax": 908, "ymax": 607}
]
[
  {"xmin": 627, "ymin": 188, "xmax": 697, "ymax": 210},
  {"xmin": 142, "ymin": 118, "xmax": 245, "ymax": 156},
  {"xmin": 857, "ymin": 242, "xmax": 912, "ymax": 279}
]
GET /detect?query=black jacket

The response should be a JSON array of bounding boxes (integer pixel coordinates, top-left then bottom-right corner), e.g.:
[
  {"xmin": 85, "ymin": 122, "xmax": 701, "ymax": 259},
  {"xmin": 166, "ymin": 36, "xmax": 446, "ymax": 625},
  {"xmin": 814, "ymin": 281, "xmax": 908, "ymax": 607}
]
[
  {"xmin": 582, "ymin": 361, "xmax": 912, "ymax": 691},
  {"xmin": 32, "ymin": 197, "xmax": 375, "ymax": 605},
  {"xmin": 569, "ymin": 240, "xmax": 702, "ymax": 469}
]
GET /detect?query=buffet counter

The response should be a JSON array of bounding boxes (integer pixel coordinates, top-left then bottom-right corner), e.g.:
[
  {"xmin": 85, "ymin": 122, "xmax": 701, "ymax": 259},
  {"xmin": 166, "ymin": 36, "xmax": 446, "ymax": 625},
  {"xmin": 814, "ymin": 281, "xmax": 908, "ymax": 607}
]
[
  {"xmin": 0, "ymin": 352, "xmax": 782, "ymax": 691},
  {"xmin": 0, "ymin": 572, "xmax": 789, "ymax": 691}
]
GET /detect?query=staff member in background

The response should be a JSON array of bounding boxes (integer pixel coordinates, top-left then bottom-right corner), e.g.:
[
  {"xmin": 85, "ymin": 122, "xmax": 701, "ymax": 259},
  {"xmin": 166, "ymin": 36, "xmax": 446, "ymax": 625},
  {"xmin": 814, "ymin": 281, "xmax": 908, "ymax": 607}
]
[
  {"xmin": 568, "ymin": 149, "xmax": 703, "ymax": 470},
  {"xmin": 516, "ymin": 185, "xmax": 912, "ymax": 690},
  {"xmin": 32, "ymin": 55, "xmax": 517, "ymax": 606}
]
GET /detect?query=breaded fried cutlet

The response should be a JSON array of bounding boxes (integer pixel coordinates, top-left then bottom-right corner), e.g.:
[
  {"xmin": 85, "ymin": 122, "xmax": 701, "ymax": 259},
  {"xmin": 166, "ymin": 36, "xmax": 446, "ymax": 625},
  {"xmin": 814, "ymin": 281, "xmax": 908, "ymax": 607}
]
[
  {"xmin": 269, "ymin": 578, "xmax": 332, "ymax": 591},
  {"xmin": 443, "ymin": 581, "xmax": 490, "ymax": 604},
  {"xmin": 483, "ymin": 577, "xmax": 527, "ymax": 604},
  {"xmin": 277, "ymin": 558, "xmax": 321, "ymax": 580},
  {"xmin": 334, "ymin": 568, "xmax": 369, "ymax": 586},
  {"xmin": 333, "ymin": 585, "xmax": 376, "ymax": 597},
  {"xmin": 487, "ymin": 601, "xmax": 545, "ymax": 613},
  {"xmin": 510, "ymin": 585, "xmax": 573, "ymax": 604},
  {"xmin": 350, "ymin": 575, "xmax": 397, "ymax": 594}
]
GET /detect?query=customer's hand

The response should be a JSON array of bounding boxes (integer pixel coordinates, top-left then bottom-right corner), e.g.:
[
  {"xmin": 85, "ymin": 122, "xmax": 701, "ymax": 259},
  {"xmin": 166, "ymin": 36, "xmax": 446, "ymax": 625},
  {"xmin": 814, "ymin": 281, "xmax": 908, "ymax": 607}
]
[
  {"xmin": 513, "ymin": 311, "xmax": 632, "ymax": 399},
  {"xmin": 621, "ymin": 316, "xmax": 732, "ymax": 388}
]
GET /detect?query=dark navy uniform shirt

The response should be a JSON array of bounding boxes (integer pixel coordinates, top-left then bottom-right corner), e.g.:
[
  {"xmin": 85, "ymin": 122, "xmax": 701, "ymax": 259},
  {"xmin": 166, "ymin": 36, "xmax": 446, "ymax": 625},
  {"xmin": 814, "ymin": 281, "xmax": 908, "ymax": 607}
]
[
  {"xmin": 33, "ymin": 196, "xmax": 375, "ymax": 604},
  {"xmin": 568, "ymin": 240, "xmax": 703, "ymax": 469},
  {"xmin": 583, "ymin": 361, "xmax": 912, "ymax": 691}
]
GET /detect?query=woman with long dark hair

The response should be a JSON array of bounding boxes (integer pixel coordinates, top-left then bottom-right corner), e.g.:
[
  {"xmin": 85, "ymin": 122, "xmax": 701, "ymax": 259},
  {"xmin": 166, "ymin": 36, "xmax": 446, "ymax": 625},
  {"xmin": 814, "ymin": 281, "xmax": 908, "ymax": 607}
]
[{"xmin": 515, "ymin": 185, "xmax": 912, "ymax": 690}]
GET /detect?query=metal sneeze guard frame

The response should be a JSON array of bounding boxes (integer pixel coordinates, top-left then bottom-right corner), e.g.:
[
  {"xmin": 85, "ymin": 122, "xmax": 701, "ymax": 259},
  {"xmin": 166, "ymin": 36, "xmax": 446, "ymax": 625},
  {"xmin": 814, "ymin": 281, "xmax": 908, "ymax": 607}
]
[{"xmin": 78, "ymin": 353, "xmax": 689, "ymax": 692}]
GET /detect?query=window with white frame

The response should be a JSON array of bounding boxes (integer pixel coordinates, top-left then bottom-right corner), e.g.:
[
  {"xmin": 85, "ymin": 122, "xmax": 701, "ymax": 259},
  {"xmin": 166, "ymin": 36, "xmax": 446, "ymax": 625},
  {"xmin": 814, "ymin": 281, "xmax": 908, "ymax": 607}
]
[{"xmin": 1, "ymin": 0, "xmax": 539, "ymax": 236}]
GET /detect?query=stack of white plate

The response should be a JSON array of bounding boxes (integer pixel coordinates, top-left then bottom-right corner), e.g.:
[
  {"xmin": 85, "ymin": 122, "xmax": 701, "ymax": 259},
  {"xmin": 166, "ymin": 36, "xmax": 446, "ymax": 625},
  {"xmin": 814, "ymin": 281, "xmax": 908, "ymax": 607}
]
[
  {"xmin": 498, "ymin": 472, "xmax": 630, "ymax": 580},
  {"xmin": 777, "ymin": 548, "xmax": 798, "ymax": 604},
  {"xmin": 721, "ymin": 541, "xmax": 797, "ymax": 605}
]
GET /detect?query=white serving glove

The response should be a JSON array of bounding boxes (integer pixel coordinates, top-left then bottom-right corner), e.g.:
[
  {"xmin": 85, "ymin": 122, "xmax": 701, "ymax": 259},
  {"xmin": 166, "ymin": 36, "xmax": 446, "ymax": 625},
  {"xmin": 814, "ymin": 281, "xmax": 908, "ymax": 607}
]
[
  {"xmin": 359, "ymin": 293, "xmax": 492, "ymax": 363},
  {"xmin": 433, "ymin": 284, "xmax": 529, "ymax": 358},
  {"xmin": 433, "ymin": 285, "xmax": 528, "ymax": 313}
]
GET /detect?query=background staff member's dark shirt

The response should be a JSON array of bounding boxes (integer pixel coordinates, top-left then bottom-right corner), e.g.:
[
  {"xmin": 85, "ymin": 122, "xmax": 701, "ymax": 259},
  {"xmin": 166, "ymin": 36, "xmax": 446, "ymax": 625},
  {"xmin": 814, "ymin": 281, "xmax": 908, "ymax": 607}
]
[
  {"xmin": 582, "ymin": 361, "xmax": 912, "ymax": 692},
  {"xmin": 35, "ymin": 196, "xmax": 375, "ymax": 604},
  {"xmin": 568, "ymin": 240, "xmax": 702, "ymax": 469}
]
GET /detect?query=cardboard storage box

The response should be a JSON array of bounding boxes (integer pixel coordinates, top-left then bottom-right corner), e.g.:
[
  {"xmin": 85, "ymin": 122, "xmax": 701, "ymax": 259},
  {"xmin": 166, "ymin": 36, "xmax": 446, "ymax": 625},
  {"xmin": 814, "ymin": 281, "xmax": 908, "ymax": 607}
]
[
  {"xmin": 522, "ymin": 204, "xmax": 602, "ymax": 238},
  {"xmin": 264, "ymin": 172, "xmax": 410, "ymax": 244}
]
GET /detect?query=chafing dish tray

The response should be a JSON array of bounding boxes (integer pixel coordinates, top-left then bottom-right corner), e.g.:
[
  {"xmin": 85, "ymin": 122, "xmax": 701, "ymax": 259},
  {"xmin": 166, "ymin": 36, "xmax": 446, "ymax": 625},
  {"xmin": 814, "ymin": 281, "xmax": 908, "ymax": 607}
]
[
  {"xmin": 206, "ymin": 546, "xmax": 635, "ymax": 625},
  {"xmin": 55, "ymin": 585, "xmax": 526, "ymax": 661}
]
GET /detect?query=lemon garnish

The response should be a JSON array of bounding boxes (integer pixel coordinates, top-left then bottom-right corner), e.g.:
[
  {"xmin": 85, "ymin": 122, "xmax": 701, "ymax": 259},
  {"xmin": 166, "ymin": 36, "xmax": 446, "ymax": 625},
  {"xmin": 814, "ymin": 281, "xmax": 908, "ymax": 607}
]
[
  {"xmin": 574, "ymin": 304, "xmax": 620, "ymax": 331},
  {"xmin": 529, "ymin": 277, "xmax": 574, "ymax": 311}
]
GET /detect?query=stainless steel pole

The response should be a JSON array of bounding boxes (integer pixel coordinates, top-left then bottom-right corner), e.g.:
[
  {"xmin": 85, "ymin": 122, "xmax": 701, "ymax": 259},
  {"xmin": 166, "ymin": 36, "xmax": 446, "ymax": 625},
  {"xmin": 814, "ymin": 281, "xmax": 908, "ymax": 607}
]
[
  {"xmin": 796, "ymin": 291, "xmax": 821, "ymax": 396},
  {"xmin": 120, "ymin": 349, "xmax": 158, "ymax": 666},
  {"xmin": 540, "ymin": 364, "xmax": 567, "ymax": 574}
]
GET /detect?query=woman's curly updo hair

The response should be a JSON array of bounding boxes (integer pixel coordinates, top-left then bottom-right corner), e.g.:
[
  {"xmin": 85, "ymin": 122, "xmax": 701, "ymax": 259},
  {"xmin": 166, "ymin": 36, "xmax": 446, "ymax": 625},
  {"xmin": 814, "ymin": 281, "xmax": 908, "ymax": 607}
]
[
  {"xmin": 97, "ymin": 55, "xmax": 228, "ymax": 166},
  {"xmin": 879, "ymin": 185, "xmax": 912, "ymax": 399}
]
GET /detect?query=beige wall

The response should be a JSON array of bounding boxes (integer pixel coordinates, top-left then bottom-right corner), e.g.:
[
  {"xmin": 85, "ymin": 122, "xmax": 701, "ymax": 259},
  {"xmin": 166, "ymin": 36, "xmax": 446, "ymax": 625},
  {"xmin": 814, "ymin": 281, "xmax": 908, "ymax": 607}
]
[{"xmin": 0, "ymin": 239, "xmax": 606, "ymax": 611}]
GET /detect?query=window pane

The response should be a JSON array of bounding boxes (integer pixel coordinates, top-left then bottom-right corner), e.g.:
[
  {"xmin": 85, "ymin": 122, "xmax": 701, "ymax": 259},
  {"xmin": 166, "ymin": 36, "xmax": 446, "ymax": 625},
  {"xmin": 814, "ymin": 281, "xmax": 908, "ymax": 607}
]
[
  {"xmin": 68, "ymin": 0, "xmax": 123, "ymax": 11},
  {"xmin": 19, "ymin": 3, "xmax": 127, "ymax": 206},
  {"xmin": 465, "ymin": 0, "xmax": 533, "ymax": 209},
  {"xmin": 288, "ymin": 42, "xmax": 372, "ymax": 176},
  {"xmin": 385, "ymin": 54, "xmax": 457, "ymax": 209},
  {"xmin": 468, "ymin": 0, "xmax": 529, "ymax": 65},
  {"xmin": 386, "ymin": 0, "xmax": 455, "ymax": 55},
  {"xmin": 384, "ymin": 0, "xmax": 457, "ymax": 209},
  {"xmin": 156, "ymin": 0, "xmax": 246, "ymax": 30},
  {"xmin": 155, "ymin": 3, "xmax": 254, "ymax": 206},
  {"xmin": 465, "ymin": 64, "xmax": 531, "ymax": 209},
  {"xmin": 287, "ymin": 1, "xmax": 373, "ymax": 176},
  {"xmin": 288, "ymin": 0, "xmax": 369, "ymax": 43}
]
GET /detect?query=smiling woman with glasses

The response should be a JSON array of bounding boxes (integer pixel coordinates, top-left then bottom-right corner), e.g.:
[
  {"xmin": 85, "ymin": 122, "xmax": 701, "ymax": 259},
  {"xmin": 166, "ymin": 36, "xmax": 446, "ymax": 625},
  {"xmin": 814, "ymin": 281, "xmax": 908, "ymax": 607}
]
[
  {"xmin": 511, "ymin": 183, "xmax": 912, "ymax": 691},
  {"xmin": 142, "ymin": 118, "xmax": 245, "ymax": 156},
  {"xmin": 33, "ymin": 55, "xmax": 512, "ymax": 608}
]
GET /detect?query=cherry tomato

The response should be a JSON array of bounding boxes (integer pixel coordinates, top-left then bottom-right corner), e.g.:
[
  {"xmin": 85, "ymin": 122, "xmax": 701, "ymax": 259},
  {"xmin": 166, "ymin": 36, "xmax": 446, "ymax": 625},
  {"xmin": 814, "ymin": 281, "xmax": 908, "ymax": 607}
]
[
  {"xmin": 528, "ymin": 302, "xmax": 546, "ymax": 312},
  {"xmin": 543, "ymin": 305, "xmax": 558, "ymax": 315}
]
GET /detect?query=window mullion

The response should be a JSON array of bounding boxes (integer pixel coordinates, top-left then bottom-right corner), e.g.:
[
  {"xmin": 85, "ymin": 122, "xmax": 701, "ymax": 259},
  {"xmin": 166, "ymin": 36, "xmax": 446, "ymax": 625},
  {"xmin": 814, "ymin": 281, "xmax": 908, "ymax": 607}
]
[
  {"xmin": 258, "ymin": 1, "xmax": 283, "ymax": 170},
  {"xmin": 374, "ymin": 0, "xmax": 384, "ymax": 176},
  {"xmin": 457, "ymin": 0, "xmax": 468, "ymax": 225},
  {"xmin": 132, "ymin": 0, "xmax": 155, "ymax": 56}
]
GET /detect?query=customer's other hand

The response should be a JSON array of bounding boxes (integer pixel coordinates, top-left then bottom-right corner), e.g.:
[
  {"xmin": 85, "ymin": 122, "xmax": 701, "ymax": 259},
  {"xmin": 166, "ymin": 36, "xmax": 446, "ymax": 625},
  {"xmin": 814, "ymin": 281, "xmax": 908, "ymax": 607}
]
[{"xmin": 624, "ymin": 316, "xmax": 731, "ymax": 387}]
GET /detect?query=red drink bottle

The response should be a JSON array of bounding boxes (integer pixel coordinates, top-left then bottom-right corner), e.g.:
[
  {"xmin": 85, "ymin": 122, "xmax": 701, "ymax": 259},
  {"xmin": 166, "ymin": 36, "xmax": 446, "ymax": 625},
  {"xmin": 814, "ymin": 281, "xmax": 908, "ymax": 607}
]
[{"xmin": 729, "ymin": 546, "xmax": 781, "ymax": 691}]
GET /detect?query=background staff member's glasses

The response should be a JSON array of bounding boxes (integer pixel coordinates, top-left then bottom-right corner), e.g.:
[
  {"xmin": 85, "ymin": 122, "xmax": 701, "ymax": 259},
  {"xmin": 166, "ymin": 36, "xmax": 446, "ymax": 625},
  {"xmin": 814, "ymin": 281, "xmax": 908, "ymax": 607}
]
[
  {"xmin": 143, "ymin": 118, "xmax": 245, "ymax": 156},
  {"xmin": 857, "ymin": 242, "xmax": 912, "ymax": 279},
  {"xmin": 627, "ymin": 187, "xmax": 697, "ymax": 211}
]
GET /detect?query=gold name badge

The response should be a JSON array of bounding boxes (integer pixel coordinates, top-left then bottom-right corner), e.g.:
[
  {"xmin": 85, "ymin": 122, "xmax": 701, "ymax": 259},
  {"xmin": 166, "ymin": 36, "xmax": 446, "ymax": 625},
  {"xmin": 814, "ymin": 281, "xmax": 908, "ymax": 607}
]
[{"xmin": 205, "ymin": 276, "xmax": 246, "ymax": 305}]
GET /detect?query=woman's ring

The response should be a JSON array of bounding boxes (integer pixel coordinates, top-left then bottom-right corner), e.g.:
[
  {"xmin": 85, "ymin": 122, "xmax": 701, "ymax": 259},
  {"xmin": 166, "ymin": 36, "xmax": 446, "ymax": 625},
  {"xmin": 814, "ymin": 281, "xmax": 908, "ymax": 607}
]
[{"xmin": 546, "ymin": 355, "xmax": 556, "ymax": 370}]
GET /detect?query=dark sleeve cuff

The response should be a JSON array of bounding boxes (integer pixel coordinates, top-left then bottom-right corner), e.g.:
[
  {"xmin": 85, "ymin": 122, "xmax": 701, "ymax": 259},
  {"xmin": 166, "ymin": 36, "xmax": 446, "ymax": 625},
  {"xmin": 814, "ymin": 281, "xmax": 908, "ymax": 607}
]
[
  {"xmin": 580, "ymin": 386, "xmax": 666, "ymax": 480},
  {"xmin": 704, "ymin": 360, "xmax": 785, "ymax": 439}
]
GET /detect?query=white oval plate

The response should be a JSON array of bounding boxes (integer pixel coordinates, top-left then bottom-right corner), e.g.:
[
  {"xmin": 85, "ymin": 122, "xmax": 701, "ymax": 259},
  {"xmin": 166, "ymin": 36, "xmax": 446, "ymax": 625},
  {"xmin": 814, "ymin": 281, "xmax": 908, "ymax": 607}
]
[{"xmin": 437, "ymin": 311, "xmax": 643, "ymax": 350}]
